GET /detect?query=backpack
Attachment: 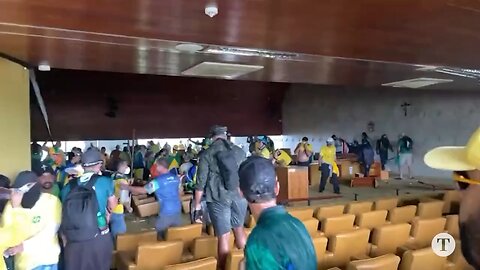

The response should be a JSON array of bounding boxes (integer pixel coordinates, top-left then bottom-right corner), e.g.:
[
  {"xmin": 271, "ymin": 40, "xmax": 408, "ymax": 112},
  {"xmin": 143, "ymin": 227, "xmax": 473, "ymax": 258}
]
[
  {"xmin": 215, "ymin": 139, "xmax": 240, "ymax": 191},
  {"xmin": 61, "ymin": 175, "xmax": 100, "ymax": 242}
]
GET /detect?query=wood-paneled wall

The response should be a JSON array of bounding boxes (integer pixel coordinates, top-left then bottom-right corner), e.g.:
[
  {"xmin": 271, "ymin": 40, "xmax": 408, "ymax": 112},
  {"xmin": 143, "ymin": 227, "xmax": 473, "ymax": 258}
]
[{"xmin": 31, "ymin": 69, "xmax": 288, "ymax": 140}]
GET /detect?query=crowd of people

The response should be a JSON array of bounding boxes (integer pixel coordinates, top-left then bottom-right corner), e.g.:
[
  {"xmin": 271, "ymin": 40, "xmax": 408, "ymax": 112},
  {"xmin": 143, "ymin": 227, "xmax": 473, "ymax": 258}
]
[{"xmin": 1, "ymin": 126, "xmax": 479, "ymax": 270}]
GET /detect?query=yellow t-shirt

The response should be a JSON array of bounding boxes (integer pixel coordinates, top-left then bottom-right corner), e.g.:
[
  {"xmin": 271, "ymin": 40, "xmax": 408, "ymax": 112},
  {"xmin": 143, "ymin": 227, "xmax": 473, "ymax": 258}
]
[
  {"xmin": 0, "ymin": 208, "xmax": 34, "ymax": 270},
  {"xmin": 257, "ymin": 147, "xmax": 271, "ymax": 159},
  {"xmin": 320, "ymin": 145, "xmax": 339, "ymax": 175},
  {"xmin": 2, "ymin": 193, "xmax": 62, "ymax": 270},
  {"xmin": 275, "ymin": 150, "xmax": 292, "ymax": 166},
  {"xmin": 112, "ymin": 173, "xmax": 128, "ymax": 214}
]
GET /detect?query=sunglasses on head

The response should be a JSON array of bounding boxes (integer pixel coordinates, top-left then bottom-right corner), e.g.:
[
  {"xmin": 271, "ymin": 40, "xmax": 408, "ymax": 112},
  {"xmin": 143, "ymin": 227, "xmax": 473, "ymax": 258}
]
[{"xmin": 453, "ymin": 171, "xmax": 480, "ymax": 190}]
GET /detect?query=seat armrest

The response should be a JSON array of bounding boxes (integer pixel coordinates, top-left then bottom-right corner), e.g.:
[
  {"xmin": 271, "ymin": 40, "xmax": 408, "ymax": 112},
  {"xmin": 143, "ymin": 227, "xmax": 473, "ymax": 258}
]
[
  {"xmin": 396, "ymin": 245, "xmax": 411, "ymax": 257},
  {"xmin": 351, "ymin": 254, "xmax": 371, "ymax": 260}
]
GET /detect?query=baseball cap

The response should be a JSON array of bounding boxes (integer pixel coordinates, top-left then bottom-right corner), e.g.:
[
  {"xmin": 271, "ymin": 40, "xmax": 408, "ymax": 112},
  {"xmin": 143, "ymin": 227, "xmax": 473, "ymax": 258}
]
[
  {"xmin": 327, "ymin": 137, "xmax": 334, "ymax": 143},
  {"xmin": 32, "ymin": 162, "xmax": 55, "ymax": 177},
  {"xmin": 424, "ymin": 128, "xmax": 480, "ymax": 172},
  {"xmin": 82, "ymin": 148, "xmax": 103, "ymax": 167},
  {"xmin": 209, "ymin": 125, "xmax": 228, "ymax": 137},
  {"xmin": 12, "ymin": 171, "xmax": 41, "ymax": 209},
  {"xmin": 239, "ymin": 156, "xmax": 277, "ymax": 203}
]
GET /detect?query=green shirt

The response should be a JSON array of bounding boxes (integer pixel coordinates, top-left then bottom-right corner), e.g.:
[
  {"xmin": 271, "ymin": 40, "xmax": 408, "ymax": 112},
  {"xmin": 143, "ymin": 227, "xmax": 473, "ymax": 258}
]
[
  {"xmin": 398, "ymin": 136, "xmax": 413, "ymax": 154},
  {"xmin": 245, "ymin": 206, "xmax": 317, "ymax": 270}
]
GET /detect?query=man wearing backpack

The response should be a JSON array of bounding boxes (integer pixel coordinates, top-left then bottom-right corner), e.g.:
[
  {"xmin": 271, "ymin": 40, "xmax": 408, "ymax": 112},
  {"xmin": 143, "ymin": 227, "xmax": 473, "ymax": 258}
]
[
  {"xmin": 194, "ymin": 125, "xmax": 247, "ymax": 270},
  {"xmin": 60, "ymin": 148, "xmax": 117, "ymax": 270},
  {"xmin": 397, "ymin": 133, "xmax": 414, "ymax": 180}
]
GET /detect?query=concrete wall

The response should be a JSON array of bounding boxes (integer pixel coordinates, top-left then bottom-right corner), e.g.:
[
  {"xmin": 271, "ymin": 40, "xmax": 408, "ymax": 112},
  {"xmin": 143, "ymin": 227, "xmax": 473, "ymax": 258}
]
[
  {"xmin": 0, "ymin": 58, "xmax": 30, "ymax": 180},
  {"xmin": 282, "ymin": 84, "xmax": 480, "ymax": 178}
]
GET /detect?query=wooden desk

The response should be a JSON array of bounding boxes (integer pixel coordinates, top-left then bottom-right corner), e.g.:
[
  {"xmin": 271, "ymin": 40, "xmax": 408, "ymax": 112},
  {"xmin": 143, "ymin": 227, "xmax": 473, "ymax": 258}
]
[
  {"xmin": 276, "ymin": 166, "xmax": 309, "ymax": 202},
  {"xmin": 308, "ymin": 163, "xmax": 320, "ymax": 187}
]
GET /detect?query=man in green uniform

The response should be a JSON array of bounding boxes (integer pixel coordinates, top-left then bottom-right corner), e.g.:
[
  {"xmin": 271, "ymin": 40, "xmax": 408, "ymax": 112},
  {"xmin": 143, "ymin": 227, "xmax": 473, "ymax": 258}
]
[{"xmin": 238, "ymin": 156, "xmax": 317, "ymax": 270}]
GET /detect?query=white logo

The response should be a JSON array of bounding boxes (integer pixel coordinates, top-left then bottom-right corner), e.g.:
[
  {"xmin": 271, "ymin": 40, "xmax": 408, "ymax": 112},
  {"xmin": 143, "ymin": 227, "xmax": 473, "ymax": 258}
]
[{"xmin": 431, "ymin": 233, "xmax": 455, "ymax": 257}]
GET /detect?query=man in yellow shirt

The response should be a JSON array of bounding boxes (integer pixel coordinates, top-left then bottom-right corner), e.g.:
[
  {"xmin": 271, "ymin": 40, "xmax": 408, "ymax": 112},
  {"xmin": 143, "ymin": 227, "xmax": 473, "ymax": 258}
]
[
  {"xmin": 110, "ymin": 160, "xmax": 131, "ymax": 240},
  {"xmin": 255, "ymin": 137, "xmax": 271, "ymax": 159},
  {"xmin": 0, "ymin": 189, "xmax": 37, "ymax": 270},
  {"xmin": 3, "ymin": 171, "xmax": 62, "ymax": 270},
  {"xmin": 319, "ymin": 138, "xmax": 340, "ymax": 194}
]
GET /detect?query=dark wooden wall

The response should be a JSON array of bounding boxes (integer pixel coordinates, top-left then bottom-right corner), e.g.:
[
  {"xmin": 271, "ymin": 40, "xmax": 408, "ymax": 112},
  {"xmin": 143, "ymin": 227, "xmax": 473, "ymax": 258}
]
[{"xmin": 31, "ymin": 70, "xmax": 288, "ymax": 140}]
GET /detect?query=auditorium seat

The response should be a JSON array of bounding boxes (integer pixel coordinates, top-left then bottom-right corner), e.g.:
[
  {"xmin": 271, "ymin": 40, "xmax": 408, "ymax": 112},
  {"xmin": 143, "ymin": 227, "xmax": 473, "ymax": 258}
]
[
  {"xmin": 446, "ymin": 239, "xmax": 475, "ymax": 270},
  {"xmin": 404, "ymin": 217, "xmax": 447, "ymax": 250},
  {"xmin": 303, "ymin": 218, "xmax": 321, "ymax": 237},
  {"xmin": 164, "ymin": 257, "xmax": 217, "ymax": 270},
  {"xmin": 416, "ymin": 200, "xmax": 444, "ymax": 219},
  {"xmin": 373, "ymin": 198, "xmax": 398, "ymax": 211},
  {"xmin": 346, "ymin": 253, "xmax": 401, "ymax": 270},
  {"xmin": 345, "ymin": 201, "xmax": 373, "ymax": 215},
  {"xmin": 117, "ymin": 240, "xmax": 184, "ymax": 270},
  {"xmin": 246, "ymin": 215, "xmax": 256, "ymax": 228},
  {"xmin": 445, "ymin": 215, "xmax": 459, "ymax": 239},
  {"xmin": 191, "ymin": 236, "xmax": 218, "ymax": 260},
  {"xmin": 226, "ymin": 250, "xmax": 244, "ymax": 270},
  {"xmin": 399, "ymin": 247, "xmax": 447, "ymax": 270},
  {"xmin": 319, "ymin": 214, "xmax": 356, "ymax": 237},
  {"xmin": 114, "ymin": 231, "xmax": 158, "ymax": 268},
  {"xmin": 165, "ymin": 224, "xmax": 203, "ymax": 251},
  {"xmin": 355, "ymin": 210, "xmax": 388, "ymax": 229},
  {"xmin": 442, "ymin": 190, "xmax": 460, "ymax": 214},
  {"xmin": 312, "ymin": 236, "xmax": 328, "ymax": 266},
  {"xmin": 387, "ymin": 206, "xmax": 417, "ymax": 224},
  {"xmin": 370, "ymin": 223, "xmax": 411, "ymax": 257},
  {"xmin": 207, "ymin": 225, "xmax": 214, "ymax": 236},
  {"xmin": 314, "ymin": 205, "xmax": 345, "ymax": 220},
  {"xmin": 322, "ymin": 228, "xmax": 371, "ymax": 269},
  {"xmin": 288, "ymin": 207, "xmax": 314, "ymax": 221}
]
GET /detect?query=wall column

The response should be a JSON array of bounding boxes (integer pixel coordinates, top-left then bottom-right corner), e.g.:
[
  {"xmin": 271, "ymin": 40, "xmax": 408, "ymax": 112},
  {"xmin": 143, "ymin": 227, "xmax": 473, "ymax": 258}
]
[{"xmin": 0, "ymin": 58, "xmax": 30, "ymax": 179}]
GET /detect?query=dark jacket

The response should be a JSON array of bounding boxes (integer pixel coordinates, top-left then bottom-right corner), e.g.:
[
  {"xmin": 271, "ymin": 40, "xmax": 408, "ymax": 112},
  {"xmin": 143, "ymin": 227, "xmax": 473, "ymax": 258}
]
[
  {"xmin": 196, "ymin": 139, "xmax": 246, "ymax": 203},
  {"xmin": 376, "ymin": 136, "xmax": 393, "ymax": 155},
  {"xmin": 361, "ymin": 143, "xmax": 375, "ymax": 166}
]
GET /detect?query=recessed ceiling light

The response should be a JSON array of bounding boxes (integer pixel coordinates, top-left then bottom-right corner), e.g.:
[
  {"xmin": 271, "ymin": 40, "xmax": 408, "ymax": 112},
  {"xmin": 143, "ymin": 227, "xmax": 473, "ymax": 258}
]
[
  {"xmin": 38, "ymin": 63, "xmax": 50, "ymax": 71},
  {"xmin": 175, "ymin": 43, "xmax": 204, "ymax": 53},
  {"xmin": 382, "ymin": 78, "xmax": 453, "ymax": 89}
]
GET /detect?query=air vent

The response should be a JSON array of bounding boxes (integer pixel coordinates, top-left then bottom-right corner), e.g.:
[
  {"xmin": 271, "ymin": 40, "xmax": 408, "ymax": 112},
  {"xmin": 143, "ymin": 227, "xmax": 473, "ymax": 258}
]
[
  {"xmin": 382, "ymin": 78, "xmax": 453, "ymax": 89},
  {"xmin": 181, "ymin": 62, "xmax": 264, "ymax": 79},
  {"xmin": 206, "ymin": 47, "xmax": 298, "ymax": 59}
]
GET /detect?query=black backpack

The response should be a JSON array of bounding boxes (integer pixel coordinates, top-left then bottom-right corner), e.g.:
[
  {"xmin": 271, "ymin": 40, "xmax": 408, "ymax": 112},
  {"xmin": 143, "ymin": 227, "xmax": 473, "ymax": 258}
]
[
  {"xmin": 215, "ymin": 140, "xmax": 240, "ymax": 191},
  {"xmin": 61, "ymin": 175, "xmax": 100, "ymax": 242}
]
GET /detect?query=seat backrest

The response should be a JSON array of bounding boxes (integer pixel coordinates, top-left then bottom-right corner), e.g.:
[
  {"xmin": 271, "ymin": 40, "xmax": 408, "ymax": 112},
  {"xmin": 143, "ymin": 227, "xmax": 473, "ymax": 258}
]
[
  {"xmin": 164, "ymin": 257, "xmax": 217, "ymax": 270},
  {"xmin": 288, "ymin": 207, "xmax": 314, "ymax": 221},
  {"xmin": 356, "ymin": 210, "xmax": 388, "ymax": 229},
  {"xmin": 312, "ymin": 236, "xmax": 328, "ymax": 265},
  {"xmin": 370, "ymin": 223, "xmax": 411, "ymax": 257},
  {"xmin": 321, "ymin": 214, "xmax": 356, "ymax": 237},
  {"xmin": 192, "ymin": 236, "xmax": 218, "ymax": 259},
  {"xmin": 166, "ymin": 224, "xmax": 203, "ymax": 250},
  {"xmin": 373, "ymin": 198, "xmax": 398, "ymax": 211},
  {"xmin": 442, "ymin": 190, "xmax": 460, "ymax": 214},
  {"xmin": 327, "ymin": 228, "xmax": 371, "ymax": 268},
  {"xmin": 346, "ymin": 254, "xmax": 401, "ymax": 270},
  {"xmin": 226, "ymin": 250, "xmax": 244, "ymax": 270},
  {"xmin": 399, "ymin": 247, "xmax": 447, "ymax": 270},
  {"xmin": 136, "ymin": 240, "xmax": 184, "ymax": 269},
  {"xmin": 416, "ymin": 201, "xmax": 444, "ymax": 219},
  {"xmin": 387, "ymin": 206, "xmax": 417, "ymax": 224},
  {"xmin": 303, "ymin": 218, "xmax": 320, "ymax": 236},
  {"xmin": 246, "ymin": 215, "xmax": 256, "ymax": 228},
  {"xmin": 116, "ymin": 230, "xmax": 158, "ymax": 252},
  {"xmin": 314, "ymin": 205, "xmax": 345, "ymax": 220},
  {"xmin": 410, "ymin": 217, "xmax": 447, "ymax": 248},
  {"xmin": 345, "ymin": 201, "xmax": 373, "ymax": 215},
  {"xmin": 445, "ymin": 215, "xmax": 459, "ymax": 239}
]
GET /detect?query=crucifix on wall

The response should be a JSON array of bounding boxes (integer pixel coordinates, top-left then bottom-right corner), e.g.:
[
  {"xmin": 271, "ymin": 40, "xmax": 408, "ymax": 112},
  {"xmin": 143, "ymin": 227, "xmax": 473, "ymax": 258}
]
[{"xmin": 401, "ymin": 102, "xmax": 411, "ymax": 117}]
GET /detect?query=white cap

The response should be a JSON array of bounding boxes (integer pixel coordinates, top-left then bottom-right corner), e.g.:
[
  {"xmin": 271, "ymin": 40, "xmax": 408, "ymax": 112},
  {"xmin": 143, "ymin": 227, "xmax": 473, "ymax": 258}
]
[{"xmin": 326, "ymin": 138, "xmax": 334, "ymax": 143}]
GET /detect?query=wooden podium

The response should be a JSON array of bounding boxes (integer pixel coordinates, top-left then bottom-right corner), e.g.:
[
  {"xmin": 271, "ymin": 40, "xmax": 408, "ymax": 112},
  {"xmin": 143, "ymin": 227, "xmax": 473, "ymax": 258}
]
[
  {"xmin": 308, "ymin": 163, "xmax": 320, "ymax": 187},
  {"xmin": 276, "ymin": 166, "xmax": 309, "ymax": 202}
]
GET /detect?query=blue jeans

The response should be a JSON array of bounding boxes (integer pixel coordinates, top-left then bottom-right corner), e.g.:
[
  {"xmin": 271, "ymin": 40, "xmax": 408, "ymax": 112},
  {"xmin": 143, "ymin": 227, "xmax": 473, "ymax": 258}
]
[
  {"xmin": 319, "ymin": 163, "xmax": 340, "ymax": 194},
  {"xmin": 110, "ymin": 213, "xmax": 127, "ymax": 241},
  {"xmin": 32, "ymin": 264, "xmax": 58, "ymax": 270},
  {"xmin": 156, "ymin": 214, "xmax": 182, "ymax": 240}
]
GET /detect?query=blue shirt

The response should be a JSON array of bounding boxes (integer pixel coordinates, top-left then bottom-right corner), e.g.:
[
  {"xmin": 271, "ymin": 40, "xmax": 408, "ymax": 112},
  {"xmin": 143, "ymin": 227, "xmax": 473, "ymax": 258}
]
[
  {"xmin": 61, "ymin": 172, "xmax": 114, "ymax": 226},
  {"xmin": 145, "ymin": 172, "xmax": 181, "ymax": 216}
]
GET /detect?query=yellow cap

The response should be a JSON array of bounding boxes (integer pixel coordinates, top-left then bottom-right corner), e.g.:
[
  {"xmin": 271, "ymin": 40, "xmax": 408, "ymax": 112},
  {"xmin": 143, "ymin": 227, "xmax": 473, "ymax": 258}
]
[{"xmin": 424, "ymin": 128, "xmax": 480, "ymax": 171}]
